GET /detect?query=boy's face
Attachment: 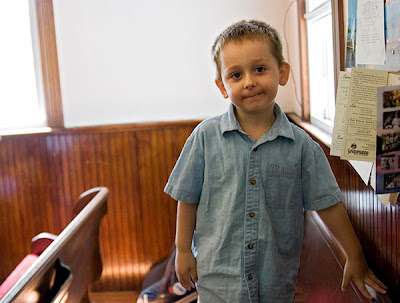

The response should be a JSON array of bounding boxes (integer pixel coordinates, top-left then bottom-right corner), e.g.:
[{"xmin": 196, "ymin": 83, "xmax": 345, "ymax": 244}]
[{"xmin": 215, "ymin": 39, "xmax": 290, "ymax": 117}]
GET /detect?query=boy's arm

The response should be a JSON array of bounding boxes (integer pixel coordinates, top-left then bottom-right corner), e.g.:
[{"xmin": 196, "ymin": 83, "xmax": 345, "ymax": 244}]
[
  {"xmin": 175, "ymin": 201, "xmax": 198, "ymax": 290},
  {"xmin": 316, "ymin": 202, "xmax": 387, "ymax": 299}
]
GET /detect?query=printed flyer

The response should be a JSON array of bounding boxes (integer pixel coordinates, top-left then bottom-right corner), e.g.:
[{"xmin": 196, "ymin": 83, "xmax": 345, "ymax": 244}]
[
  {"xmin": 376, "ymin": 85, "xmax": 400, "ymax": 194},
  {"xmin": 341, "ymin": 68, "xmax": 388, "ymax": 161}
]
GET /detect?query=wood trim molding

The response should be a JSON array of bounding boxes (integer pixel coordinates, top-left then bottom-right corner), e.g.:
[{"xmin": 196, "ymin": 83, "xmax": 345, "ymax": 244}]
[
  {"xmin": 0, "ymin": 120, "xmax": 202, "ymax": 138},
  {"xmin": 297, "ymin": 0, "xmax": 310, "ymax": 121},
  {"xmin": 332, "ymin": 0, "xmax": 345, "ymax": 89},
  {"xmin": 287, "ymin": 113, "xmax": 332, "ymax": 148},
  {"xmin": 35, "ymin": 0, "xmax": 64, "ymax": 128}
]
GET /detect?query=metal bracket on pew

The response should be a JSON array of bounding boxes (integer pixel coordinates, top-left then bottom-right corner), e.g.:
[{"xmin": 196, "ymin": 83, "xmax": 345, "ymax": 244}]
[{"xmin": 45, "ymin": 259, "xmax": 72, "ymax": 303}]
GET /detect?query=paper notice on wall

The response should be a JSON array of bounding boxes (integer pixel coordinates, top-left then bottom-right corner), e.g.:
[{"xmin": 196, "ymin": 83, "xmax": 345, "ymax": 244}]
[
  {"xmin": 349, "ymin": 160, "xmax": 374, "ymax": 185},
  {"xmin": 331, "ymin": 72, "xmax": 352, "ymax": 156},
  {"xmin": 388, "ymin": 73, "xmax": 400, "ymax": 86},
  {"xmin": 377, "ymin": 193, "xmax": 399, "ymax": 207},
  {"xmin": 341, "ymin": 68, "xmax": 388, "ymax": 161},
  {"xmin": 355, "ymin": 0, "xmax": 385, "ymax": 65}
]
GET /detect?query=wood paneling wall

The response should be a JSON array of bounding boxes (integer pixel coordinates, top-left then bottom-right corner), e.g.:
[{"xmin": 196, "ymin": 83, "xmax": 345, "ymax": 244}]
[
  {"xmin": 0, "ymin": 120, "xmax": 399, "ymax": 301},
  {"xmin": 0, "ymin": 121, "xmax": 199, "ymax": 292}
]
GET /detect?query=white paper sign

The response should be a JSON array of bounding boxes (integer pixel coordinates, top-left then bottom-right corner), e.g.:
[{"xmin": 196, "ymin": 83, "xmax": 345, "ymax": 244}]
[{"xmin": 356, "ymin": 0, "xmax": 385, "ymax": 65}]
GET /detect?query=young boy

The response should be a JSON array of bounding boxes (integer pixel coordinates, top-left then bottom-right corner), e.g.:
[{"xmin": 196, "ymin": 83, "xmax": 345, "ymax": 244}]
[{"xmin": 164, "ymin": 20, "xmax": 387, "ymax": 302}]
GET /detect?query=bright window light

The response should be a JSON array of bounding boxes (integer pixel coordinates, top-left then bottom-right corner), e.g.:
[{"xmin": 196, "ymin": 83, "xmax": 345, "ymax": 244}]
[
  {"xmin": 305, "ymin": 0, "xmax": 335, "ymax": 133},
  {"xmin": 0, "ymin": 1, "xmax": 45, "ymax": 130},
  {"xmin": 307, "ymin": 0, "xmax": 328, "ymax": 11}
]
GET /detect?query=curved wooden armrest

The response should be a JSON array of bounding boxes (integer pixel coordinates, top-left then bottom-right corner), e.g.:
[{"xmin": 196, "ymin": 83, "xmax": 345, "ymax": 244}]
[
  {"xmin": 73, "ymin": 187, "xmax": 108, "ymax": 217},
  {"xmin": 31, "ymin": 232, "xmax": 58, "ymax": 256}
]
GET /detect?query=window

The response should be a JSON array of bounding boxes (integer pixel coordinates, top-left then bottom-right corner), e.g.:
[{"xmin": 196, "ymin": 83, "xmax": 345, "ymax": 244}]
[
  {"xmin": 0, "ymin": 0, "xmax": 64, "ymax": 133},
  {"xmin": 0, "ymin": 1, "xmax": 45, "ymax": 130},
  {"xmin": 304, "ymin": 0, "xmax": 336, "ymax": 133}
]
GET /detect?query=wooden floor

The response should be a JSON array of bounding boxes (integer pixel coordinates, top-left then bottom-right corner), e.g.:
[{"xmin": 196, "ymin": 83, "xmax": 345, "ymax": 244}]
[
  {"xmin": 89, "ymin": 291, "xmax": 200, "ymax": 303},
  {"xmin": 89, "ymin": 291, "xmax": 140, "ymax": 303},
  {"xmin": 89, "ymin": 290, "xmax": 305, "ymax": 303}
]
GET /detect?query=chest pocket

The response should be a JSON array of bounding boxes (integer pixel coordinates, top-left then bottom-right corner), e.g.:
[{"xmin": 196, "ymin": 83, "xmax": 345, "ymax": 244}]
[{"xmin": 265, "ymin": 164, "xmax": 302, "ymax": 209}]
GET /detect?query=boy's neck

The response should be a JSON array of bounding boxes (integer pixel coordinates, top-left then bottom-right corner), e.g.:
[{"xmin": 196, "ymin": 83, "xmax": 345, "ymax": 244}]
[{"xmin": 234, "ymin": 105, "xmax": 276, "ymax": 142}]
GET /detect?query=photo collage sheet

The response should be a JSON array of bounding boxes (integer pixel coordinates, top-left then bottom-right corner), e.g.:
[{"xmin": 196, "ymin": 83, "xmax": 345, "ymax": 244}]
[{"xmin": 376, "ymin": 86, "xmax": 400, "ymax": 194}]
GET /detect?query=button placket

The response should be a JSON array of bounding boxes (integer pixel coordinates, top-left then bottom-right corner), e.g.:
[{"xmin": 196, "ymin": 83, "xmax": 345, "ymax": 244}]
[{"xmin": 243, "ymin": 149, "xmax": 260, "ymax": 301}]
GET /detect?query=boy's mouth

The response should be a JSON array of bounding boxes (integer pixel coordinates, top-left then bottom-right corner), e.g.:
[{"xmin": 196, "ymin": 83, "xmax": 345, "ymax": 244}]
[{"xmin": 243, "ymin": 93, "xmax": 263, "ymax": 100}]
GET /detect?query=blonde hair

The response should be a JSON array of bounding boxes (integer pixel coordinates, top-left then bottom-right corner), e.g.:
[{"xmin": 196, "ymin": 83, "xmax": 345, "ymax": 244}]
[{"xmin": 212, "ymin": 20, "xmax": 285, "ymax": 80}]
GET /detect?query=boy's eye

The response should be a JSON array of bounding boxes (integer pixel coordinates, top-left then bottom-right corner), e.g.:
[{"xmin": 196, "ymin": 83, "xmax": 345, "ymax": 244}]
[
  {"xmin": 255, "ymin": 66, "xmax": 266, "ymax": 73},
  {"xmin": 231, "ymin": 72, "xmax": 241, "ymax": 79}
]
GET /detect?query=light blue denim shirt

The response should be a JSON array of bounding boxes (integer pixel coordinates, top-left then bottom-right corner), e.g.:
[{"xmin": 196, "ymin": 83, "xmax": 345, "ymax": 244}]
[{"xmin": 164, "ymin": 103, "xmax": 343, "ymax": 303}]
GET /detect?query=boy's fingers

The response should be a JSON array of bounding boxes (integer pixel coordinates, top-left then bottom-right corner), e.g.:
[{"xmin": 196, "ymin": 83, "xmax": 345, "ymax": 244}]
[
  {"xmin": 191, "ymin": 265, "xmax": 198, "ymax": 282},
  {"xmin": 367, "ymin": 270, "xmax": 387, "ymax": 291},
  {"xmin": 177, "ymin": 272, "xmax": 194, "ymax": 290},
  {"xmin": 181, "ymin": 279, "xmax": 194, "ymax": 291},
  {"xmin": 365, "ymin": 276, "xmax": 387, "ymax": 294},
  {"xmin": 366, "ymin": 280, "xmax": 387, "ymax": 295},
  {"xmin": 355, "ymin": 281, "xmax": 373, "ymax": 300}
]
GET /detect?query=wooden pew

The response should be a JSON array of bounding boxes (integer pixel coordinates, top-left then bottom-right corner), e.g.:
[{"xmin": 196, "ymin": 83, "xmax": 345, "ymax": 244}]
[
  {"xmin": 0, "ymin": 187, "xmax": 108, "ymax": 303},
  {"xmin": 297, "ymin": 211, "xmax": 392, "ymax": 303}
]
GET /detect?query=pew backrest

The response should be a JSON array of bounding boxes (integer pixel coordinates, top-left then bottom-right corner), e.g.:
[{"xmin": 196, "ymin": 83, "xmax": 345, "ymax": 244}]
[{"xmin": 0, "ymin": 187, "xmax": 108, "ymax": 303}]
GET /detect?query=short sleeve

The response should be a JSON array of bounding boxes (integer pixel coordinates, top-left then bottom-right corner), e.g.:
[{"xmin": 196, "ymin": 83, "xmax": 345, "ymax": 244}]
[
  {"xmin": 164, "ymin": 128, "xmax": 205, "ymax": 203},
  {"xmin": 302, "ymin": 139, "xmax": 343, "ymax": 210}
]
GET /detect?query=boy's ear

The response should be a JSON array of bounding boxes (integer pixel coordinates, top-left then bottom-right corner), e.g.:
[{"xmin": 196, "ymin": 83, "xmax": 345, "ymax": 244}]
[
  {"xmin": 279, "ymin": 62, "xmax": 290, "ymax": 86},
  {"xmin": 215, "ymin": 79, "xmax": 229, "ymax": 99}
]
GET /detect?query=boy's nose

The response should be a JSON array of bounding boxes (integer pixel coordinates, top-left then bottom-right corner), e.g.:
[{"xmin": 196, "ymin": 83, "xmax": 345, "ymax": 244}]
[{"xmin": 243, "ymin": 74, "xmax": 256, "ymax": 88}]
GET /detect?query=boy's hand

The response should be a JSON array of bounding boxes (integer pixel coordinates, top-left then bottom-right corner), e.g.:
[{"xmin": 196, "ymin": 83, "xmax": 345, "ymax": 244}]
[
  {"xmin": 342, "ymin": 257, "xmax": 387, "ymax": 299},
  {"xmin": 175, "ymin": 249, "xmax": 198, "ymax": 291},
  {"xmin": 317, "ymin": 203, "xmax": 388, "ymax": 300}
]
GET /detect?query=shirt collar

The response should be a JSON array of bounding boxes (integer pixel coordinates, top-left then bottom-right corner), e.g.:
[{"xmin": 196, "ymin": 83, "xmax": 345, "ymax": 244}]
[{"xmin": 220, "ymin": 103, "xmax": 295, "ymax": 142}]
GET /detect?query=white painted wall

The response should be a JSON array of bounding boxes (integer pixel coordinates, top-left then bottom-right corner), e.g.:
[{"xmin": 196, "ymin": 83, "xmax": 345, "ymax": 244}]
[{"xmin": 53, "ymin": 0, "xmax": 301, "ymax": 127}]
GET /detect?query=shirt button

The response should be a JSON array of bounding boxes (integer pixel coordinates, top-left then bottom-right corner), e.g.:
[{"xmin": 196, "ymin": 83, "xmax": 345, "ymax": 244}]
[
  {"xmin": 249, "ymin": 212, "xmax": 255, "ymax": 218},
  {"xmin": 248, "ymin": 274, "xmax": 253, "ymax": 280},
  {"xmin": 250, "ymin": 179, "xmax": 256, "ymax": 185},
  {"xmin": 248, "ymin": 244, "xmax": 254, "ymax": 249}
]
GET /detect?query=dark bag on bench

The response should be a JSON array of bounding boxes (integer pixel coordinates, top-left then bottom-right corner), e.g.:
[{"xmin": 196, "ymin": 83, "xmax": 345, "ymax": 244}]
[{"xmin": 137, "ymin": 245, "xmax": 197, "ymax": 303}]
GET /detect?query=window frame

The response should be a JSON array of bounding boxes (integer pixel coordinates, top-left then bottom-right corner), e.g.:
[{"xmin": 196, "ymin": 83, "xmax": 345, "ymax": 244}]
[
  {"xmin": 297, "ymin": 0, "xmax": 345, "ymax": 122},
  {"xmin": 35, "ymin": 0, "xmax": 64, "ymax": 128}
]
